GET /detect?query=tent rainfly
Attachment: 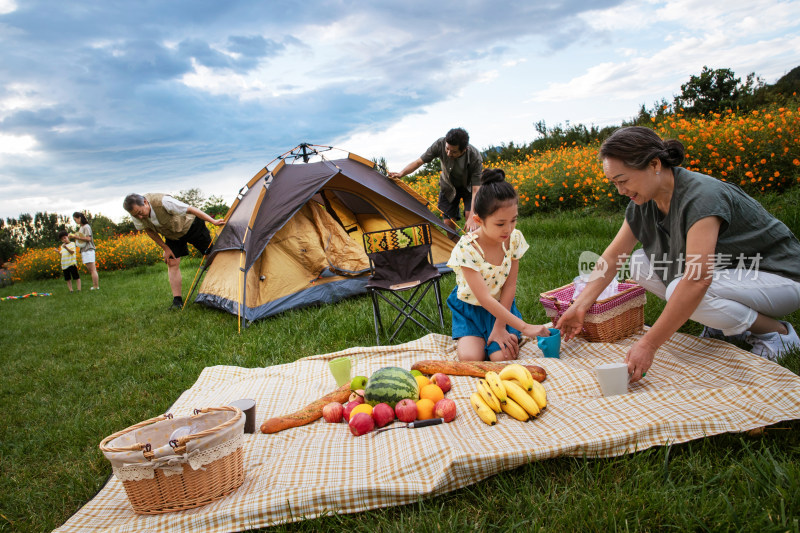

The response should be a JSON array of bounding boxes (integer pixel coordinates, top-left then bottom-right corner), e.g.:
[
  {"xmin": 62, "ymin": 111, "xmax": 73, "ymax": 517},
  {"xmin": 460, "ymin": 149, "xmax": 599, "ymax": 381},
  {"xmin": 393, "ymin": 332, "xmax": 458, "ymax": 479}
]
[{"xmin": 192, "ymin": 144, "xmax": 457, "ymax": 327}]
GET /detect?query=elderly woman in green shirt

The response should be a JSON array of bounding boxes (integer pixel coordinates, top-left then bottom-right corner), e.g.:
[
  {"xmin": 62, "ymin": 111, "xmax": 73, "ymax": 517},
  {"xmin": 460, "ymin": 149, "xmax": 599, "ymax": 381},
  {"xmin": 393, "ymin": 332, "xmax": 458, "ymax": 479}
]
[{"xmin": 557, "ymin": 126, "xmax": 800, "ymax": 381}]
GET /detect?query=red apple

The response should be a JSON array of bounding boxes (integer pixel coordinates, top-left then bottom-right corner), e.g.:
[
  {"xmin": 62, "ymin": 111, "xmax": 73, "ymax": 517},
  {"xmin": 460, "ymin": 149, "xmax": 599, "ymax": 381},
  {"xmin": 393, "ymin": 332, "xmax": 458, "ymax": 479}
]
[
  {"xmin": 434, "ymin": 398, "xmax": 457, "ymax": 422},
  {"xmin": 343, "ymin": 401, "xmax": 359, "ymax": 421},
  {"xmin": 430, "ymin": 373, "xmax": 452, "ymax": 393},
  {"xmin": 349, "ymin": 412, "xmax": 375, "ymax": 436},
  {"xmin": 395, "ymin": 398, "xmax": 418, "ymax": 423},
  {"xmin": 349, "ymin": 390, "xmax": 365, "ymax": 404},
  {"xmin": 371, "ymin": 403, "xmax": 395, "ymax": 428},
  {"xmin": 322, "ymin": 402, "xmax": 344, "ymax": 423}
]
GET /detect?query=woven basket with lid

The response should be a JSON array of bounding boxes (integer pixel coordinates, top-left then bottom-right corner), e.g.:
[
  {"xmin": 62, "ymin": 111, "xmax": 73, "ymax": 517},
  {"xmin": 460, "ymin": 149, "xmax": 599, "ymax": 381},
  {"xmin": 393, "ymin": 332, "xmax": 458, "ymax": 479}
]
[{"xmin": 540, "ymin": 280, "xmax": 646, "ymax": 343}]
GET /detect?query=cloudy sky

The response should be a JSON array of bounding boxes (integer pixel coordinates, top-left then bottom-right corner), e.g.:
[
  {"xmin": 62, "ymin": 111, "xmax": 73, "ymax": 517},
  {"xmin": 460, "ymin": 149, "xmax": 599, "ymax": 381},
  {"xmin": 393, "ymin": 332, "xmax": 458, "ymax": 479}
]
[{"xmin": 2, "ymin": 0, "xmax": 799, "ymax": 222}]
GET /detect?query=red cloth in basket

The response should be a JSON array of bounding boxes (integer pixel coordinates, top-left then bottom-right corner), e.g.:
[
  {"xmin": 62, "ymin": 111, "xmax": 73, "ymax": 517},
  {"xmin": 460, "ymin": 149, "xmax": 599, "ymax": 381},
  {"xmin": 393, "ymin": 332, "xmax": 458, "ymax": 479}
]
[{"xmin": 539, "ymin": 281, "xmax": 646, "ymax": 342}]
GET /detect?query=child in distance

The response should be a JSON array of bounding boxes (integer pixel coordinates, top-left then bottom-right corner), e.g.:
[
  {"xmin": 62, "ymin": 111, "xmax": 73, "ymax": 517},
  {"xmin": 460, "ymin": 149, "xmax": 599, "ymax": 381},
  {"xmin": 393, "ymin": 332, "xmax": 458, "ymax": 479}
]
[{"xmin": 58, "ymin": 230, "xmax": 81, "ymax": 293}]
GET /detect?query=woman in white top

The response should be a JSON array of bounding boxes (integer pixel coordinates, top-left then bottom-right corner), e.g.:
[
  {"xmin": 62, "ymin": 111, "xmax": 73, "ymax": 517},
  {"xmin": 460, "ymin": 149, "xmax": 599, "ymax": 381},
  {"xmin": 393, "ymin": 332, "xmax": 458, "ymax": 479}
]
[{"xmin": 71, "ymin": 212, "xmax": 99, "ymax": 290}]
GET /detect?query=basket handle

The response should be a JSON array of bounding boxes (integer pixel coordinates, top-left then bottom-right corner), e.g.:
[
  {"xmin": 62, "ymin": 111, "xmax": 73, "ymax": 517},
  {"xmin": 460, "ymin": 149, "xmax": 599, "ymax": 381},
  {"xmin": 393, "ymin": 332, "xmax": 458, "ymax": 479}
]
[
  {"xmin": 543, "ymin": 295, "xmax": 567, "ymax": 322},
  {"xmin": 166, "ymin": 406, "xmax": 243, "ymax": 455},
  {"xmin": 180, "ymin": 406, "xmax": 243, "ymax": 442},
  {"xmin": 545, "ymin": 293, "xmax": 588, "ymax": 337},
  {"xmin": 99, "ymin": 406, "xmax": 242, "ymax": 455},
  {"xmin": 99, "ymin": 413, "xmax": 173, "ymax": 453}
]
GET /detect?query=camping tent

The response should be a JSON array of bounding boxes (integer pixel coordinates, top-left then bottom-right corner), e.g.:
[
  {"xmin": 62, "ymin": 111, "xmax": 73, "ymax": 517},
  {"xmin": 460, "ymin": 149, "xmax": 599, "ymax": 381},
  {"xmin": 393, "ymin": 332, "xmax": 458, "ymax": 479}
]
[{"xmin": 193, "ymin": 144, "xmax": 457, "ymax": 326}]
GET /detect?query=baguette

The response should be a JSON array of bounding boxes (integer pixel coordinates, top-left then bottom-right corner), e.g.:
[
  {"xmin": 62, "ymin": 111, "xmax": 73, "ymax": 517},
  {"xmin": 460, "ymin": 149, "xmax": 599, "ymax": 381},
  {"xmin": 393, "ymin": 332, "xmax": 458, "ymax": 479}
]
[
  {"xmin": 411, "ymin": 360, "xmax": 546, "ymax": 382},
  {"xmin": 260, "ymin": 382, "xmax": 352, "ymax": 434}
]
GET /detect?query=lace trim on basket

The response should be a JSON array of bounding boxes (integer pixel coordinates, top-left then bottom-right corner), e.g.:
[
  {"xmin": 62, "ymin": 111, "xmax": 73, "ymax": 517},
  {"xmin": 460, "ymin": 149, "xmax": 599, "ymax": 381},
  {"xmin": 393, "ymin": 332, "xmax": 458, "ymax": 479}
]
[{"xmin": 112, "ymin": 433, "xmax": 244, "ymax": 482}]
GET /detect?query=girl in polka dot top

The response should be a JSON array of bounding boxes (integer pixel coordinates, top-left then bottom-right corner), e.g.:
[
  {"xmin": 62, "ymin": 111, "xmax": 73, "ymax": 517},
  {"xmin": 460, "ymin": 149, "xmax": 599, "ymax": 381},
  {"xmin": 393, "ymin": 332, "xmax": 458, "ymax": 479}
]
[{"xmin": 446, "ymin": 168, "xmax": 550, "ymax": 361}]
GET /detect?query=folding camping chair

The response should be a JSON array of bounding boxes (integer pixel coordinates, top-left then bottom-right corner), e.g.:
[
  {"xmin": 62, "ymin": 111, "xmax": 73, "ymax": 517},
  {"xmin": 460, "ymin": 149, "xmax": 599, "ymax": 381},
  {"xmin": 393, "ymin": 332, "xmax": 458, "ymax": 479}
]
[{"xmin": 362, "ymin": 223, "xmax": 445, "ymax": 345}]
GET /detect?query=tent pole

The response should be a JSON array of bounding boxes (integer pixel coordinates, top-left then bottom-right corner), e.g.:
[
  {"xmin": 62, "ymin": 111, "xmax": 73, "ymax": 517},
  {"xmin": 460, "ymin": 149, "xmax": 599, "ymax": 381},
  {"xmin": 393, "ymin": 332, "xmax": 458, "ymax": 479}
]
[
  {"xmin": 181, "ymin": 207, "xmax": 232, "ymax": 310},
  {"xmin": 237, "ymin": 247, "xmax": 245, "ymax": 334},
  {"xmin": 183, "ymin": 260, "xmax": 208, "ymax": 309},
  {"xmin": 241, "ymin": 261, "xmax": 249, "ymax": 329}
]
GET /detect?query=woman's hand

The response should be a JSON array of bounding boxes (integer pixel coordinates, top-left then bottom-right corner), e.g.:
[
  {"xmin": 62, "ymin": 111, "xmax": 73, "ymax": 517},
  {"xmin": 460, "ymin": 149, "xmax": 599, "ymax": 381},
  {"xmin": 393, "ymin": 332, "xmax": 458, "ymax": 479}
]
[
  {"xmin": 556, "ymin": 306, "xmax": 586, "ymax": 341},
  {"xmin": 625, "ymin": 338, "xmax": 657, "ymax": 382},
  {"xmin": 487, "ymin": 325, "xmax": 519, "ymax": 360}
]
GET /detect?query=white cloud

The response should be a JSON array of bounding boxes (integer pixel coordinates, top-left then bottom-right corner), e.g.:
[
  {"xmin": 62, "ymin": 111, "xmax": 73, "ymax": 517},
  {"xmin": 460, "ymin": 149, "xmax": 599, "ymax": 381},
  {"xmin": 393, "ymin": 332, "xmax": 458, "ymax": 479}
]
[
  {"xmin": 0, "ymin": 0, "xmax": 16, "ymax": 15},
  {"xmin": 0, "ymin": 133, "xmax": 37, "ymax": 154},
  {"xmin": 477, "ymin": 70, "xmax": 499, "ymax": 83},
  {"xmin": 579, "ymin": 0, "xmax": 657, "ymax": 32},
  {"xmin": 0, "ymin": 83, "xmax": 51, "ymax": 119},
  {"xmin": 181, "ymin": 62, "xmax": 272, "ymax": 99},
  {"xmin": 503, "ymin": 58, "xmax": 527, "ymax": 68},
  {"xmin": 531, "ymin": 31, "xmax": 800, "ymax": 103},
  {"xmin": 655, "ymin": 0, "xmax": 800, "ymax": 34},
  {"xmin": 1, "ymin": 1, "xmax": 799, "ymax": 222}
]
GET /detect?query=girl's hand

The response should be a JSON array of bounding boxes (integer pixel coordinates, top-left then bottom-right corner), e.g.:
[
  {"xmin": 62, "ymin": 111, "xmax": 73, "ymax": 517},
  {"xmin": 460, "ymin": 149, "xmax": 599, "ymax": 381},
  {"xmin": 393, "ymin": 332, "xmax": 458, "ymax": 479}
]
[
  {"xmin": 488, "ymin": 326, "xmax": 519, "ymax": 360},
  {"xmin": 556, "ymin": 306, "xmax": 586, "ymax": 341},
  {"xmin": 625, "ymin": 339, "xmax": 657, "ymax": 382},
  {"xmin": 521, "ymin": 323, "xmax": 549, "ymax": 339}
]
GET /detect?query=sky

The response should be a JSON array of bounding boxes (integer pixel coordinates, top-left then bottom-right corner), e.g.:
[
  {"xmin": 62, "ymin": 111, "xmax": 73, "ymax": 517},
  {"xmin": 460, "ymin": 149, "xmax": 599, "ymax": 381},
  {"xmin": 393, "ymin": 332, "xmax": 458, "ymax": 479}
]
[{"xmin": 1, "ymin": 0, "xmax": 799, "ymax": 223}]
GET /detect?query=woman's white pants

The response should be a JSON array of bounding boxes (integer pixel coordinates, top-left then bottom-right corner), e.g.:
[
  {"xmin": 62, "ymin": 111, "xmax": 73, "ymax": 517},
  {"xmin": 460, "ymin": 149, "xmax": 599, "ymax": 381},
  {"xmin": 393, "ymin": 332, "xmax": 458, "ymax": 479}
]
[{"xmin": 627, "ymin": 249, "xmax": 800, "ymax": 336}]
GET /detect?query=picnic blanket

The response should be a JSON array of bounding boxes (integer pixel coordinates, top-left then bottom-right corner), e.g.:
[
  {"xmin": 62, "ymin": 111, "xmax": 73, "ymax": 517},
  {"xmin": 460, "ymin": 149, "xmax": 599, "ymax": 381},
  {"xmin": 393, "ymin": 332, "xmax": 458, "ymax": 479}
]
[{"xmin": 57, "ymin": 330, "xmax": 800, "ymax": 532}]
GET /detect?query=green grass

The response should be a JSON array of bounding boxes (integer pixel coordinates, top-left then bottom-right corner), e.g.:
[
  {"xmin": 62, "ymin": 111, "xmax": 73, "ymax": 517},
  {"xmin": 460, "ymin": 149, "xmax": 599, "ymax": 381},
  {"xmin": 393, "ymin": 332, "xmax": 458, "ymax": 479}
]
[{"xmin": 2, "ymin": 197, "xmax": 800, "ymax": 532}]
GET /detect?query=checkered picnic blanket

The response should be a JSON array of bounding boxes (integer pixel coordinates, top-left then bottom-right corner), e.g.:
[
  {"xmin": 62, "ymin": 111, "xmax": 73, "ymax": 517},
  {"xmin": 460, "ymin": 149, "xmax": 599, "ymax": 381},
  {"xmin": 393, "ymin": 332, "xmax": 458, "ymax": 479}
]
[{"xmin": 56, "ymin": 330, "xmax": 800, "ymax": 532}]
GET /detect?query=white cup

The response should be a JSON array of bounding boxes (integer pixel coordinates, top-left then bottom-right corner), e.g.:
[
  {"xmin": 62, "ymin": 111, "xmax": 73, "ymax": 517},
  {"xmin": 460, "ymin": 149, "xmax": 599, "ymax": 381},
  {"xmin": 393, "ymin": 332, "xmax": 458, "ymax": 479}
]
[{"xmin": 595, "ymin": 362, "xmax": 629, "ymax": 397}]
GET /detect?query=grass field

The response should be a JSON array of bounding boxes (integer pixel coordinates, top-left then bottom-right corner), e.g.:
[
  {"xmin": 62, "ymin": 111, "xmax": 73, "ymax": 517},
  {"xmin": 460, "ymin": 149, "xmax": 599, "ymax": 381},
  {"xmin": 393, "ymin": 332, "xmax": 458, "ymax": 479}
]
[{"xmin": 2, "ymin": 199, "xmax": 799, "ymax": 532}]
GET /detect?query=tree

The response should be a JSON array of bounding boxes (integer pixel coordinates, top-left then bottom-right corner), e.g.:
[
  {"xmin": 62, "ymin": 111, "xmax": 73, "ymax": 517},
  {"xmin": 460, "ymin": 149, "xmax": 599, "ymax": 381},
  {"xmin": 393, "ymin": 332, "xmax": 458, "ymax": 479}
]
[
  {"xmin": 5, "ymin": 212, "xmax": 71, "ymax": 250},
  {"xmin": 626, "ymin": 98, "xmax": 674, "ymax": 126},
  {"xmin": 116, "ymin": 216, "xmax": 137, "ymax": 234},
  {"xmin": 202, "ymin": 195, "xmax": 229, "ymax": 219},
  {"xmin": 674, "ymin": 66, "xmax": 764, "ymax": 115},
  {"xmin": 0, "ymin": 220, "xmax": 20, "ymax": 264},
  {"xmin": 482, "ymin": 120, "xmax": 615, "ymax": 165},
  {"xmin": 172, "ymin": 188, "xmax": 229, "ymax": 218},
  {"xmin": 172, "ymin": 188, "xmax": 206, "ymax": 207},
  {"xmin": 87, "ymin": 214, "xmax": 120, "ymax": 241},
  {"xmin": 371, "ymin": 157, "xmax": 389, "ymax": 176}
]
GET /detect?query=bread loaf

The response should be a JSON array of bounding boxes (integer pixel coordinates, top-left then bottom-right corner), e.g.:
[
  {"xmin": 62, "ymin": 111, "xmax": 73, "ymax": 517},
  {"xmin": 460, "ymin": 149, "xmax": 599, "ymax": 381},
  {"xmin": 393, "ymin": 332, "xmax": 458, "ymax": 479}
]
[
  {"xmin": 260, "ymin": 382, "xmax": 352, "ymax": 434},
  {"xmin": 410, "ymin": 360, "xmax": 546, "ymax": 382}
]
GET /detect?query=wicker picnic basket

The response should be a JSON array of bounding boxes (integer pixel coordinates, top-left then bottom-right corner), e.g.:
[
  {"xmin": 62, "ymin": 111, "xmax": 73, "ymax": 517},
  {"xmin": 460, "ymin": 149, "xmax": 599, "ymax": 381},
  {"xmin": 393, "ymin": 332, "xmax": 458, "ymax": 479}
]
[
  {"xmin": 99, "ymin": 406, "xmax": 245, "ymax": 514},
  {"xmin": 539, "ymin": 280, "xmax": 646, "ymax": 342}
]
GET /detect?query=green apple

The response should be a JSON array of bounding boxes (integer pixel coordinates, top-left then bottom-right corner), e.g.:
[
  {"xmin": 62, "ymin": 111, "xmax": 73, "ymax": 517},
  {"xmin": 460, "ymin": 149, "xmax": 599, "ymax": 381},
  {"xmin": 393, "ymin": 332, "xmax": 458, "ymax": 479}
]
[
  {"xmin": 350, "ymin": 375, "xmax": 368, "ymax": 390},
  {"xmin": 410, "ymin": 369, "xmax": 423, "ymax": 377}
]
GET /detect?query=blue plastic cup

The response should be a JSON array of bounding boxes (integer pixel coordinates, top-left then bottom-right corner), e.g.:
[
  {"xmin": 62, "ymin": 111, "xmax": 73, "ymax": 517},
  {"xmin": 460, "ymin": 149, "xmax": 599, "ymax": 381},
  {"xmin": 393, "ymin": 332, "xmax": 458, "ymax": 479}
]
[{"xmin": 537, "ymin": 328, "xmax": 561, "ymax": 358}]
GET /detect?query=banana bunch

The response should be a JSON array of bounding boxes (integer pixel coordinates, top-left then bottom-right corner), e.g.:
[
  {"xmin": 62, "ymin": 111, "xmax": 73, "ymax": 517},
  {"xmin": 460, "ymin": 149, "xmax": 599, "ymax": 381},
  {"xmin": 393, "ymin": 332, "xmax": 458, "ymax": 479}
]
[{"xmin": 470, "ymin": 365, "xmax": 548, "ymax": 425}]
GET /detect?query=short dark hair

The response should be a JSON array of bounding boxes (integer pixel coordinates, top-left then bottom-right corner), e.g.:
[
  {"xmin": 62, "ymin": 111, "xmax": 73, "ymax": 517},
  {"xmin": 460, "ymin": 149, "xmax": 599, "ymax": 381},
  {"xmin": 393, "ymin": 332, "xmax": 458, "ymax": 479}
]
[
  {"xmin": 472, "ymin": 168, "xmax": 517, "ymax": 219},
  {"xmin": 58, "ymin": 230, "xmax": 69, "ymax": 240},
  {"xmin": 123, "ymin": 194, "xmax": 146, "ymax": 213},
  {"xmin": 445, "ymin": 127, "xmax": 469, "ymax": 151},
  {"xmin": 599, "ymin": 126, "xmax": 685, "ymax": 169}
]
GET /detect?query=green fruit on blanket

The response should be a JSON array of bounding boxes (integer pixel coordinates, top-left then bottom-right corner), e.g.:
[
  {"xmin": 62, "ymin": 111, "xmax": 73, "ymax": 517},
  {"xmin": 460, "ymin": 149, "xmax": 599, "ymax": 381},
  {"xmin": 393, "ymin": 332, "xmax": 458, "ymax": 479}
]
[
  {"xmin": 410, "ymin": 369, "xmax": 423, "ymax": 377},
  {"xmin": 364, "ymin": 367, "xmax": 419, "ymax": 408},
  {"xmin": 350, "ymin": 375, "xmax": 368, "ymax": 390}
]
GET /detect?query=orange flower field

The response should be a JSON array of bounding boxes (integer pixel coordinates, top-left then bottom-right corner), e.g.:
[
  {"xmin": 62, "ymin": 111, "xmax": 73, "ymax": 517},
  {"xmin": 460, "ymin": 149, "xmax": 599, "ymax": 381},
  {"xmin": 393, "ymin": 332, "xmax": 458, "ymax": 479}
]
[
  {"xmin": 10, "ymin": 225, "xmax": 221, "ymax": 282},
  {"xmin": 409, "ymin": 104, "xmax": 800, "ymax": 216}
]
